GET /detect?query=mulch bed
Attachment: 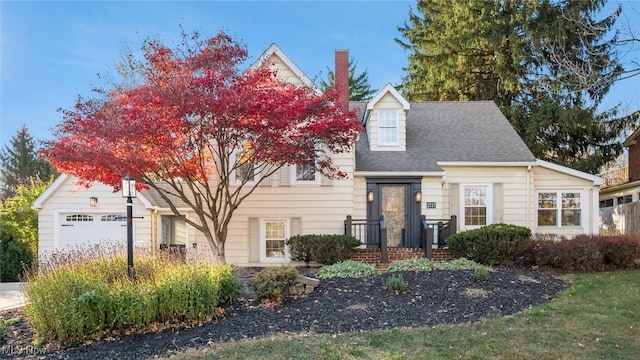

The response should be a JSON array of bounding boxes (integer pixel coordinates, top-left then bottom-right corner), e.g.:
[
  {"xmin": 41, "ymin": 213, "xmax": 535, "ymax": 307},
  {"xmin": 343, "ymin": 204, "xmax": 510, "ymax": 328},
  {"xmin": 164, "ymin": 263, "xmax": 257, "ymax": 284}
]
[{"xmin": 0, "ymin": 267, "xmax": 568, "ymax": 359}]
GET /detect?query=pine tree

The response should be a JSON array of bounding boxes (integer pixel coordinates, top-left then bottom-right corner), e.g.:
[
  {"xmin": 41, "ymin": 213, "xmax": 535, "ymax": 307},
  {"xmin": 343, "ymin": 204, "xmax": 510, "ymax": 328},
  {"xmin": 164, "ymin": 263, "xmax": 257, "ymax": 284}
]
[
  {"xmin": 320, "ymin": 58, "xmax": 377, "ymax": 101},
  {"xmin": 396, "ymin": 0, "xmax": 634, "ymax": 174},
  {"xmin": 0, "ymin": 125, "xmax": 57, "ymax": 200}
]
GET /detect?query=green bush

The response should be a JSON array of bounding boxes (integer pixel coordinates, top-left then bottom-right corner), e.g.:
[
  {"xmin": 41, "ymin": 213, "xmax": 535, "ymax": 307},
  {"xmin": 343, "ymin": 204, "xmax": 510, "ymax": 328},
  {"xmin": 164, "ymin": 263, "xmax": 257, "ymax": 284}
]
[
  {"xmin": 0, "ymin": 237, "xmax": 34, "ymax": 282},
  {"xmin": 473, "ymin": 266, "xmax": 490, "ymax": 282},
  {"xmin": 446, "ymin": 223, "xmax": 531, "ymax": 265},
  {"xmin": 384, "ymin": 274, "xmax": 407, "ymax": 292},
  {"xmin": 286, "ymin": 234, "xmax": 361, "ymax": 265},
  {"xmin": 23, "ymin": 250, "xmax": 238, "ymax": 347},
  {"xmin": 312, "ymin": 235, "xmax": 361, "ymax": 265},
  {"xmin": 249, "ymin": 266, "xmax": 299, "ymax": 301},
  {"xmin": 317, "ymin": 260, "xmax": 378, "ymax": 279},
  {"xmin": 286, "ymin": 235, "xmax": 319, "ymax": 266}
]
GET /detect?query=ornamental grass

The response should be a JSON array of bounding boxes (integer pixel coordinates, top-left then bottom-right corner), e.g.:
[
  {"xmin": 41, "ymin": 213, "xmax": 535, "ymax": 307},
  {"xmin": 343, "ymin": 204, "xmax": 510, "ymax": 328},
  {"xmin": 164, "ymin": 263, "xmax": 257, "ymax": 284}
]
[{"xmin": 22, "ymin": 244, "xmax": 238, "ymax": 347}]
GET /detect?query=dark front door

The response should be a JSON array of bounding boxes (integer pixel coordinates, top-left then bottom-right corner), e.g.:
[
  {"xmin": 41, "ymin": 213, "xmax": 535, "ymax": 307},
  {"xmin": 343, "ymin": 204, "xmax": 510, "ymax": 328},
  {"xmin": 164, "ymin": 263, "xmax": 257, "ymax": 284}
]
[{"xmin": 367, "ymin": 179, "xmax": 421, "ymax": 248}]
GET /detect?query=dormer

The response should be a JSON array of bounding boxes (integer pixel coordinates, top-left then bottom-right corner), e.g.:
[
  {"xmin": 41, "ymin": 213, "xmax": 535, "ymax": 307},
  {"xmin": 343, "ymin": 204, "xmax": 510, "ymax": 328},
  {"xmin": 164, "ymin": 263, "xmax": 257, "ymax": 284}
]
[{"xmin": 363, "ymin": 83, "xmax": 411, "ymax": 151}]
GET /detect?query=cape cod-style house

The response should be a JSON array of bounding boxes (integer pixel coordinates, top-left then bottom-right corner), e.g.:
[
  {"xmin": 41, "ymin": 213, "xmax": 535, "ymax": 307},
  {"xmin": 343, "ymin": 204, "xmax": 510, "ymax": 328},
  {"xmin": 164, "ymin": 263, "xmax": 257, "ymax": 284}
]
[{"xmin": 33, "ymin": 44, "xmax": 602, "ymax": 265}]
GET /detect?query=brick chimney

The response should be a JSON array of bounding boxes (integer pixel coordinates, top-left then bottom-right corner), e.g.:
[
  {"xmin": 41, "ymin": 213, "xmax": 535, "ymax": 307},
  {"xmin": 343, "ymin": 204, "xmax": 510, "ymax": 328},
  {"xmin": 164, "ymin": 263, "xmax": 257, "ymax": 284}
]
[{"xmin": 335, "ymin": 49, "xmax": 349, "ymax": 111}]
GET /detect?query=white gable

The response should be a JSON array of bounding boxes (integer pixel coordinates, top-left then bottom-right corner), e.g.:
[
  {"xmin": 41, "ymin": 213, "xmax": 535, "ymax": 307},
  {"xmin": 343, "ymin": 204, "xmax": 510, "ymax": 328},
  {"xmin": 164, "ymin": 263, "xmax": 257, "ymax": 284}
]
[{"xmin": 249, "ymin": 43, "xmax": 317, "ymax": 89}]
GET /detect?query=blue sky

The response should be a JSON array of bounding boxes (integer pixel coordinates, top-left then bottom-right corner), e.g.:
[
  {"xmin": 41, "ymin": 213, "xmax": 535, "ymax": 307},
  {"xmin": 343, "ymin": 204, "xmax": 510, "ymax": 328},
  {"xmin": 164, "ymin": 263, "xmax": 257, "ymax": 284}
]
[{"xmin": 1, "ymin": 0, "xmax": 639, "ymax": 148}]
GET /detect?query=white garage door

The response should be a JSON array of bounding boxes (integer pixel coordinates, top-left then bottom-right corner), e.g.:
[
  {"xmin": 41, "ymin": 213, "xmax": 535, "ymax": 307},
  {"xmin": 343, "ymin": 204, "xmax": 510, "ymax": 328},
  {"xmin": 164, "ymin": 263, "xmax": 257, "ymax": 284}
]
[{"xmin": 61, "ymin": 213, "xmax": 127, "ymax": 247}]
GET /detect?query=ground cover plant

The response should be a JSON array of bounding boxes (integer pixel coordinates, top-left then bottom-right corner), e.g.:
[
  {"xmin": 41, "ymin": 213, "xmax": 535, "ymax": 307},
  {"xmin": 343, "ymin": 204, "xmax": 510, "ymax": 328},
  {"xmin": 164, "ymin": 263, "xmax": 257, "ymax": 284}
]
[{"xmin": 21, "ymin": 245, "xmax": 238, "ymax": 348}]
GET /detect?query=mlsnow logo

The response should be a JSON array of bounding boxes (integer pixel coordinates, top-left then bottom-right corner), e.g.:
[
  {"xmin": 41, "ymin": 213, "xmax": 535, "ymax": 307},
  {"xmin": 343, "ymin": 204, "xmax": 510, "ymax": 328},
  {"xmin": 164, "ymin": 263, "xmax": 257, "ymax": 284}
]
[{"xmin": 1, "ymin": 345, "xmax": 47, "ymax": 357}]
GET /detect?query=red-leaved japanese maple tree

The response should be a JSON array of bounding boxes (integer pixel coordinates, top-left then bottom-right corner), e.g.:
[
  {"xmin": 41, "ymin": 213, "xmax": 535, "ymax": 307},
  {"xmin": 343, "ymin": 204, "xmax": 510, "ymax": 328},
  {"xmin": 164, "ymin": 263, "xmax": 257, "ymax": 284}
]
[{"xmin": 41, "ymin": 31, "xmax": 362, "ymax": 263}]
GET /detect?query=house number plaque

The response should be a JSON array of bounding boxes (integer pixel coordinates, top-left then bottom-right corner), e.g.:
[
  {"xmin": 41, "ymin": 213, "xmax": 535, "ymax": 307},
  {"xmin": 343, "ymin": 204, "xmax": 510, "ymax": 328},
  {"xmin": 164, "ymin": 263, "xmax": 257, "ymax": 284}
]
[{"xmin": 426, "ymin": 202, "xmax": 436, "ymax": 209}]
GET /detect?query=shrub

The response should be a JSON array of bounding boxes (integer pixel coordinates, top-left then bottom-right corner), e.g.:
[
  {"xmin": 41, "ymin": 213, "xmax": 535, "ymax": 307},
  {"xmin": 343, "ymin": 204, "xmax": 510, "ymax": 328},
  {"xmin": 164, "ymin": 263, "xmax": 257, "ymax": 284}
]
[
  {"xmin": 286, "ymin": 235, "xmax": 319, "ymax": 266},
  {"xmin": 249, "ymin": 266, "xmax": 299, "ymax": 301},
  {"xmin": 317, "ymin": 260, "xmax": 378, "ymax": 279},
  {"xmin": 0, "ymin": 236, "xmax": 34, "ymax": 282},
  {"xmin": 313, "ymin": 235, "xmax": 361, "ymax": 265},
  {"xmin": 446, "ymin": 223, "xmax": 531, "ymax": 265},
  {"xmin": 286, "ymin": 234, "xmax": 361, "ymax": 265},
  {"xmin": 23, "ymin": 247, "xmax": 238, "ymax": 347},
  {"xmin": 384, "ymin": 274, "xmax": 407, "ymax": 292},
  {"xmin": 520, "ymin": 233, "xmax": 640, "ymax": 271},
  {"xmin": 600, "ymin": 235, "xmax": 640, "ymax": 268},
  {"xmin": 473, "ymin": 266, "xmax": 490, "ymax": 282}
]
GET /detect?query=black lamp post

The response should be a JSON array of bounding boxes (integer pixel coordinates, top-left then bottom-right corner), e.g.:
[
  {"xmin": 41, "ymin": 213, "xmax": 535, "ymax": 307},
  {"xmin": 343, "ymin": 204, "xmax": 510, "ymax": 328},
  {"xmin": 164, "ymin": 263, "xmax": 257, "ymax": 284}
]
[{"xmin": 122, "ymin": 175, "xmax": 136, "ymax": 280}]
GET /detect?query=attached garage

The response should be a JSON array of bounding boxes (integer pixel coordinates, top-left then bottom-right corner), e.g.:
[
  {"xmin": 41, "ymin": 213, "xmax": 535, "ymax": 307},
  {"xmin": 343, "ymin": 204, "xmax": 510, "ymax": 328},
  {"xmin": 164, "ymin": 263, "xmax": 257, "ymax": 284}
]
[{"xmin": 59, "ymin": 213, "xmax": 127, "ymax": 247}]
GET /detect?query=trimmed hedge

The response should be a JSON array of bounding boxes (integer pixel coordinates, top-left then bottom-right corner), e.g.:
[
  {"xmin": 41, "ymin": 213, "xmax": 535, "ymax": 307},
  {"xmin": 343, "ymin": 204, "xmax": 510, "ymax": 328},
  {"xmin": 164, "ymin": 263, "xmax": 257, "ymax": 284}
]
[
  {"xmin": 520, "ymin": 233, "xmax": 640, "ymax": 271},
  {"xmin": 286, "ymin": 234, "xmax": 361, "ymax": 265},
  {"xmin": 446, "ymin": 223, "xmax": 531, "ymax": 265}
]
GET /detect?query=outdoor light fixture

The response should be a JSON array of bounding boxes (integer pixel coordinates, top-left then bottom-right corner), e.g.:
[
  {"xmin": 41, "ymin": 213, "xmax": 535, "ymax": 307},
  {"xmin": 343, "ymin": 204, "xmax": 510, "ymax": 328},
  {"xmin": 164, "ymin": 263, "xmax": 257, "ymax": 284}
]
[
  {"xmin": 122, "ymin": 176, "xmax": 137, "ymax": 198},
  {"xmin": 89, "ymin": 197, "xmax": 98, "ymax": 207},
  {"xmin": 122, "ymin": 175, "xmax": 136, "ymax": 280},
  {"xmin": 415, "ymin": 191, "xmax": 422, "ymax": 203},
  {"xmin": 367, "ymin": 191, "xmax": 374, "ymax": 202}
]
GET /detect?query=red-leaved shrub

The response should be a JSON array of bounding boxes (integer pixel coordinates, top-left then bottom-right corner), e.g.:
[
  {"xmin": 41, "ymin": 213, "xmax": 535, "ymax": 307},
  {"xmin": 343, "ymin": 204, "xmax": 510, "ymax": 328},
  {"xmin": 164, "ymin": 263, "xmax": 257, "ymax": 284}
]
[
  {"xmin": 600, "ymin": 235, "xmax": 640, "ymax": 268},
  {"xmin": 520, "ymin": 233, "xmax": 640, "ymax": 271}
]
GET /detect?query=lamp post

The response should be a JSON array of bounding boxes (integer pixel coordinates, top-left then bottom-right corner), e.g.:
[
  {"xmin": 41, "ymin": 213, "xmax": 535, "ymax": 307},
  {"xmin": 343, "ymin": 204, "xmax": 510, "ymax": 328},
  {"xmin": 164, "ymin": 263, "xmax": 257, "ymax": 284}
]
[{"xmin": 122, "ymin": 176, "xmax": 136, "ymax": 280}]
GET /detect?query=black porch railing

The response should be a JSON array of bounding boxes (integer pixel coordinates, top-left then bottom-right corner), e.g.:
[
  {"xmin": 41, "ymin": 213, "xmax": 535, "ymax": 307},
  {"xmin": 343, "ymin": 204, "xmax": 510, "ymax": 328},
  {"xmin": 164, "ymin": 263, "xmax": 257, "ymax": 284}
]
[
  {"xmin": 345, "ymin": 215, "xmax": 457, "ymax": 262},
  {"xmin": 421, "ymin": 215, "xmax": 457, "ymax": 253},
  {"xmin": 344, "ymin": 215, "xmax": 388, "ymax": 262}
]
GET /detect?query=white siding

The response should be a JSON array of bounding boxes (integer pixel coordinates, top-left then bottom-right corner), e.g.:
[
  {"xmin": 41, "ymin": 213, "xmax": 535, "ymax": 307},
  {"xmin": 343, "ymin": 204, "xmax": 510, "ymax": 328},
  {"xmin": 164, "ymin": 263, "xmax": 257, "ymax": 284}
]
[
  {"xmin": 440, "ymin": 166, "xmax": 530, "ymax": 230},
  {"xmin": 36, "ymin": 177, "xmax": 154, "ymax": 258},
  {"xmin": 191, "ymin": 151, "xmax": 355, "ymax": 265}
]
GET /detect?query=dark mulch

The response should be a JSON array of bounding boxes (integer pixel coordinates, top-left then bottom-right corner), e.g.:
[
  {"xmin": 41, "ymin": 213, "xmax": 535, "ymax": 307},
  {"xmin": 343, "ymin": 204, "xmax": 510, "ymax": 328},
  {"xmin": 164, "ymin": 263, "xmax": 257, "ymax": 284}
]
[{"xmin": 0, "ymin": 267, "xmax": 568, "ymax": 359}]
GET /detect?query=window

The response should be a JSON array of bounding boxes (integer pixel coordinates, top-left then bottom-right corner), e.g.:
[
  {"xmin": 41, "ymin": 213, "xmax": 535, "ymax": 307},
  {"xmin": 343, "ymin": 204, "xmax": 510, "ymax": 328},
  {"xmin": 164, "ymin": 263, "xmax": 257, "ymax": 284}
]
[
  {"xmin": 617, "ymin": 195, "xmax": 632, "ymax": 204},
  {"xmin": 291, "ymin": 161, "xmax": 321, "ymax": 184},
  {"xmin": 377, "ymin": 110, "xmax": 398, "ymax": 145},
  {"xmin": 232, "ymin": 142, "xmax": 256, "ymax": 184},
  {"xmin": 537, "ymin": 191, "xmax": 581, "ymax": 227},
  {"xmin": 599, "ymin": 198, "xmax": 614, "ymax": 208},
  {"xmin": 260, "ymin": 218, "xmax": 290, "ymax": 262},
  {"xmin": 101, "ymin": 214, "xmax": 127, "ymax": 222},
  {"xmin": 461, "ymin": 185, "xmax": 492, "ymax": 229},
  {"xmin": 65, "ymin": 214, "xmax": 93, "ymax": 222}
]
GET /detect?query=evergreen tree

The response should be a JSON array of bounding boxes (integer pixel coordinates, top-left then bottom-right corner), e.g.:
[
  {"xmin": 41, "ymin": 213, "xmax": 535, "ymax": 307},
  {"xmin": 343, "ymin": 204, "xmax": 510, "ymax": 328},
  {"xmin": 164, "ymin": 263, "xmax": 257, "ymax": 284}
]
[
  {"xmin": 320, "ymin": 58, "xmax": 377, "ymax": 101},
  {"xmin": 0, "ymin": 125, "xmax": 57, "ymax": 200},
  {"xmin": 396, "ymin": 0, "xmax": 634, "ymax": 174}
]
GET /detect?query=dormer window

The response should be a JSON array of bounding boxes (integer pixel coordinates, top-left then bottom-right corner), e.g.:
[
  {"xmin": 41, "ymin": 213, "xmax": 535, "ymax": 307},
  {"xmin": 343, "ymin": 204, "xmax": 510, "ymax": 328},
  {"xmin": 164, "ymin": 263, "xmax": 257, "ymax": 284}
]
[{"xmin": 378, "ymin": 110, "xmax": 399, "ymax": 146}]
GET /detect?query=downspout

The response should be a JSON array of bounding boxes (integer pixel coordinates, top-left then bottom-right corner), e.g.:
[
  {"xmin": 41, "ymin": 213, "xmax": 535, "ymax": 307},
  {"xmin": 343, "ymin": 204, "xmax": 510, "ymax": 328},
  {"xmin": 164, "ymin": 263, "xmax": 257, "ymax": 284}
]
[{"xmin": 526, "ymin": 165, "xmax": 531, "ymax": 229}]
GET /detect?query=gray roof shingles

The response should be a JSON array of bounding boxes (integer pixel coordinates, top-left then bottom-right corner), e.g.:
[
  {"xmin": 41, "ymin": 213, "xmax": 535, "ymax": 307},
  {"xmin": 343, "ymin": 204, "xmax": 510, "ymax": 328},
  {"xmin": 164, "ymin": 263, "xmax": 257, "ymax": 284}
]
[{"xmin": 352, "ymin": 101, "xmax": 536, "ymax": 172}]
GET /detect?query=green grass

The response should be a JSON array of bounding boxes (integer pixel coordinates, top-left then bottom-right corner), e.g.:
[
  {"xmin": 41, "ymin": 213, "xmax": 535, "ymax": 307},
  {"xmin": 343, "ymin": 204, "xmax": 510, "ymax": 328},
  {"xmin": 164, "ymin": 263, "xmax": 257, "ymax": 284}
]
[{"xmin": 170, "ymin": 270, "xmax": 640, "ymax": 360}]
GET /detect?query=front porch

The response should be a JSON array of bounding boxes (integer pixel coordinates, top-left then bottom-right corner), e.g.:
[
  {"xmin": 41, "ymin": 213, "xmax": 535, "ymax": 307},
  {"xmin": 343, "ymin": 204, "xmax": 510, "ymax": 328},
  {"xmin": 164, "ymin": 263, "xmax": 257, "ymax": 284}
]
[{"xmin": 345, "ymin": 215, "xmax": 457, "ymax": 265}]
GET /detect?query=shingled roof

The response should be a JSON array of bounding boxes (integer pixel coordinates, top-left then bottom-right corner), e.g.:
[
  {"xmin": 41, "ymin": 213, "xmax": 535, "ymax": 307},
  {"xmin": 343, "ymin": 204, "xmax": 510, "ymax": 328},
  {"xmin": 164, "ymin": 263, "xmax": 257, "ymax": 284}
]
[{"xmin": 353, "ymin": 101, "xmax": 536, "ymax": 172}]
